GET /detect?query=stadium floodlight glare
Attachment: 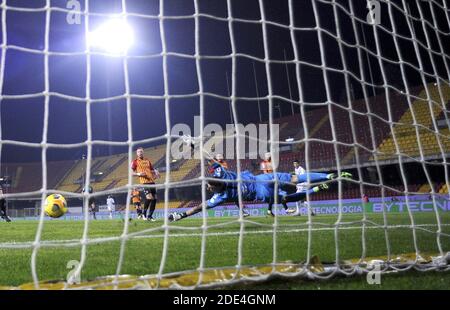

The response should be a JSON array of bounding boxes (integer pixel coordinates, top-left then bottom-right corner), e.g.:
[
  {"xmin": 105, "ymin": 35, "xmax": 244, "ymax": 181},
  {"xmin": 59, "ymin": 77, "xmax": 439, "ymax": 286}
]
[{"xmin": 87, "ymin": 18, "xmax": 134, "ymax": 54}]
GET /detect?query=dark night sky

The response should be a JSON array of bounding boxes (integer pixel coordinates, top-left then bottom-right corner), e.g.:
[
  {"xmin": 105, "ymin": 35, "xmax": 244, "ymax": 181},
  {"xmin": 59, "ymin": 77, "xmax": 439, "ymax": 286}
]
[{"xmin": 0, "ymin": 0, "xmax": 449, "ymax": 163}]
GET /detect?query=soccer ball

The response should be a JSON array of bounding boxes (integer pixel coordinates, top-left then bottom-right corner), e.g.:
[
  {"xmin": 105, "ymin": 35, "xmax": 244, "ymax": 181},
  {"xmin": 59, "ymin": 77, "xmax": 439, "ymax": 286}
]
[{"xmin": 44, "ymin": 194, "xmax": 68, "ymax": 218}]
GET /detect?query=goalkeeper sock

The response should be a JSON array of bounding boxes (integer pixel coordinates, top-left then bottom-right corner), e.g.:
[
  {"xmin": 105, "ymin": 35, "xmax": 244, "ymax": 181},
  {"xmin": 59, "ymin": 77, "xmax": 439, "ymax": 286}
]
[{"xmin": 148, "ymin": 199, "xmax": 157, "ymax": 218}]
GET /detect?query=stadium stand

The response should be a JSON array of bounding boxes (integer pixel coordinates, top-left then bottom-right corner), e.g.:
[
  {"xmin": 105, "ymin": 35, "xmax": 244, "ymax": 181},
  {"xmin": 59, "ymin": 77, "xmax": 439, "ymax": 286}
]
[
  {"xmin": 375, "ymin": 84, "xmax": 450, "ymax": 160},
  {"xmin": 2, "ymin": 83, "xmax": 448, "ymax": 201},
  {"xmin": 439, "ymin": 183, "xmax": 449, "ymax": 195}
]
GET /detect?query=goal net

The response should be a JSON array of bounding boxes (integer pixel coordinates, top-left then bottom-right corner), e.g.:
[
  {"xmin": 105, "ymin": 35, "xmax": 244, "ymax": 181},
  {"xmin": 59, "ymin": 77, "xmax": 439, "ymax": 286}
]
[{"xmin": 0, "ymin": 0, "xmax": 449, "ymax": 289}]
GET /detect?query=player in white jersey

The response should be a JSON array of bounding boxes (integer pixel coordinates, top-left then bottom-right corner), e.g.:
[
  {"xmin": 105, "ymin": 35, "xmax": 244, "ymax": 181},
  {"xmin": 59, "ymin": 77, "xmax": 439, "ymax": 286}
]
[
  {"xmin": 106, "ymin": 195, "xmax": 115, "ymax": 219},
  {"xmin": 293, "ymin": 160, "xmax": 315, "ymax": 216}
]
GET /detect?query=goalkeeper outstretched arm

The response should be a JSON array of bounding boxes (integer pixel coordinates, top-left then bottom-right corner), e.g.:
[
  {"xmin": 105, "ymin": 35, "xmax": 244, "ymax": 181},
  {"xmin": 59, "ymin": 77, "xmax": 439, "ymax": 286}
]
[
  {"xmin": 169, "ymin": 182, "xmax": 228, "ymax": 222},
  {"xmin": 168, "ymin": 198, "xmax": 250, "ymax": 223},
  {"xmin": 169, "ymin": 202, "xmax": 205, "ymax": 221}
]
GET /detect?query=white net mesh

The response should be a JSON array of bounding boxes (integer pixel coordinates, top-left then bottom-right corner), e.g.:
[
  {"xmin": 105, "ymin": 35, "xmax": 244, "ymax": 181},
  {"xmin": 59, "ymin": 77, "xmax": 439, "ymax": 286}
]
[{"xmin": 0, "ymin": 0, "xmax": 449, "ymax": 289}]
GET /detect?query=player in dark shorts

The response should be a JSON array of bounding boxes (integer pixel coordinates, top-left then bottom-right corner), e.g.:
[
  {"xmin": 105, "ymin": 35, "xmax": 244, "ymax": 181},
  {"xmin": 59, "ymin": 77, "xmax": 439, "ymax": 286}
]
[
  {"xmin": 131, "ymin": 188, "xmax": 143, "ymax": 219},
  {"xmin": 0, "ymin": 183, "xmax": 11, "ymax": 222},
  {"xmin": 83, "ymin": 185, "xmax": 97, "ymax": 220},
  {"xmin": 131, "ymin": 147, "xmax": 160, "ymax": 222}
]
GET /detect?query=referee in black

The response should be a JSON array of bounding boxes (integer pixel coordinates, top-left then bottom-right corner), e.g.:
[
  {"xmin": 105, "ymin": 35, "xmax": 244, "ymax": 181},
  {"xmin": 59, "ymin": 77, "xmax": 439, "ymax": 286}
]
[{"xmin": 83, "ymin": 185, "xmax": 97, "ymax": 220}]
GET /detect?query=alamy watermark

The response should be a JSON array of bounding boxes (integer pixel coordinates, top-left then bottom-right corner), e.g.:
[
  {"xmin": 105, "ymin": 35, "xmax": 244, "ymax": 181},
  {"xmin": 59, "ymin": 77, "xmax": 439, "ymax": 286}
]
[
  {"xmin": 367, "ymin": 0, "xmax": 381, "ymax": 25},
  {"xmin": 66, "ymin": 0, "xmax": 82, "ymax": 25},
  {"xmin": 66, "ymin": 260, "xmax": 81, "ymax": 285},
  {"xmin": 171, "ymin": 116, "xmax": 280, "ymax": 164},
  {"xmin": 366, "ymin": 261, "xmax": 382, "ymax": 285},
  {"xmin": 67, "ymin": 0, "xmax": 382, "ymax": 26}
]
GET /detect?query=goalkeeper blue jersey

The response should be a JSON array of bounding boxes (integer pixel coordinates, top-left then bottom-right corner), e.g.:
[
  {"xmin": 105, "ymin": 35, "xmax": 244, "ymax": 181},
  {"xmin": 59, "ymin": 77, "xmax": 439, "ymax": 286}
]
[{"xmin": 206, "ymin": 163, "xmax": 291, "ymax": 208}]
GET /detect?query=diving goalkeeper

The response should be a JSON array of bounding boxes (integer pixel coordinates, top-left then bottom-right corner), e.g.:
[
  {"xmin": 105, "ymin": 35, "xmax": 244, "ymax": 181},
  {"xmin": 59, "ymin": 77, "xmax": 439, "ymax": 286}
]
[{"xmin": 168, "ymin": 162, "xmax": 352, "ymax": 222}]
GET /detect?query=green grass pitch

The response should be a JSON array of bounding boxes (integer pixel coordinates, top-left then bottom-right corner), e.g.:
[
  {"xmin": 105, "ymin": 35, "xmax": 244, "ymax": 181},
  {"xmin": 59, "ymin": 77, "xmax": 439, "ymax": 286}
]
[{"xmin": 0, "ymin": 212, "xmax": 449, "ymax": 289}]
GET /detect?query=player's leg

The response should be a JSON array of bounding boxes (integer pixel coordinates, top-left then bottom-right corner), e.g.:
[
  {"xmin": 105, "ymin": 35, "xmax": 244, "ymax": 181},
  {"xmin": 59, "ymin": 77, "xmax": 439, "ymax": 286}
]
[
  {"xmin": 274, "ymin": 190, "xmax": 297, "ymax": 215},
  {"xmin": 142, "ymin": 188, "xmax": 151, "ymax": 220},
  {"xmin": 143, "ymin": 200, "xmax": 150, "ymax": 220},
  {"xmin": 146, "ymin": 187, "xmax": 157, "ymax": 222},
  {"xmin": 295, "ymin": 200, "xmax": 302, "ymax": 216},
  {"xmin": 271, "ymin": 189, "xmax": 295, "ymax": 214},
  {"xmin": 293, "ymin": 200, "xmax": 315, "ymax": 216},
  {"xmin": 258, "ymin": 172, "xmax": 309, "ymax": 215},
  {"xmin": 282, "ymin": 188, "xmax": 313, "ymax": 203},
  {"xmin": 0, "ymin": 199, "xmax": 11, "ymax": 222},
  {"xmin": 135, "ymin": 203, "xmax": 142, "ymax": 219},
  {"xmin": 253, "ymin": 178, "xmax": 275, "ymax": 217},
  {"xmin": 266, "ymin": 196, "xmax": 293, "ymax": 216},
  {"xmin": 305, "ymin": 201, "xmax": 315, "ymax": 216},
  {"xmin": 292, "ymin": 172, "xmax": 352, "ymax": 184},
  {"xmin": 168, "ymin": 202, "xmax": 204, "ymax": 222},
  {"xmin": 89, "ymin": 199, "xmax": 97, "ymax": 220},
  {"xmin": 281, "ymin": 184, "xmax": 328, "ymax": 213},
  {"xmin": 0, "ymin": 198, "xmax": 5, "ymax": 218},
  {"xmin": 242, "ymin": 205, "xmax": 250, "ymax": 218},
  {"xmin": 169, "ymin": 183, "xmax": 228, "ymax": 222},
  {"xmin": 89, "ymin": 205, "xmax": 95, "ymax": 219},
  {"xmin": 138, "ymin": 204, "xmax": 144, "ymax": 219},
  {"xmin": 266, "ymin": 198, "xmax": 274, "ymax": 217},
  {"xmin": 234, "ymin": 201, "xmax": 250, "ymax": 218}
]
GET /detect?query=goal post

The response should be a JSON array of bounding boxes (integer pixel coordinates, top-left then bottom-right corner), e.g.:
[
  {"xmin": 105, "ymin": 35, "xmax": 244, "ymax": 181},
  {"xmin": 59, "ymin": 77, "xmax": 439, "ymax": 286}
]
[{"xmin": 0, "ymin": 0, "xmax": 449, "ymax": 289}]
